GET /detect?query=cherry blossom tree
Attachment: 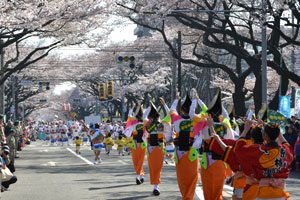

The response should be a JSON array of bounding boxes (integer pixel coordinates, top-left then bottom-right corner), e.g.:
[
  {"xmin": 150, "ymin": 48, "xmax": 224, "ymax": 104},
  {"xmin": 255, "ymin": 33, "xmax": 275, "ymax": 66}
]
[{"xmin": 113, "ymin": 0, "xmax": 300, "ymax": 115}]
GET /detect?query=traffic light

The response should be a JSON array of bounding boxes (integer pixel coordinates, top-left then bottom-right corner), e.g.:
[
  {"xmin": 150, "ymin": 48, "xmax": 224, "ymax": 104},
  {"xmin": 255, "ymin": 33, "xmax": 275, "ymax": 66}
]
[
  {"xmin": 107, "ymin": 81, "xmax": 114, "ymax": 99},
  {"xmin": 99, "ymin": 83, "xmax": 106, "ymax": 100},
  {"xmin": 116, "ymin": 56, "xmax": 135, "ymax": 69},
  {"xmin": 46, "ymin": 82, "xmax": 50, "ymax": 90},
  {"xmin": 39, "ymin": 82, "xmax": 50, "ymax": 91},
  {"xmin": 39, "ymin": 82, "xmax": 43, "ymax": 91},
  {"xmin": 129, "ymin": 56, "xmax": 135, "ymax": 69}
]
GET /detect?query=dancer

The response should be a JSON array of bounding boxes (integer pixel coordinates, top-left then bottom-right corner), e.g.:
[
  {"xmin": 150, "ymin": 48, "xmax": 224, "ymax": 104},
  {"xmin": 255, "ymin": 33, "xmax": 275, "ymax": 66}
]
[
  {"xmin": 124, "ymin": 102, "xmax": 147, "ymax": 185},
  {"xmin": 103, "ymin": 133, "xmax": 114, "ymax": 155},
  {"xmin": 74, "ymin": 136, "xmax": 82, "ymax": 155},
  {"xmin": 191, "ymin": 89, "xmax": 234, "ymax": 200},
  {"xmin": 161, "ymin": 92, "xmax": 205, "ymax": 200},
  {"xmin": 90, "ymin": 123, "xmax": 105, "ymax": 164},
  {"xmin": 115, "ymin": 134, "xmax": 126, "ymax": 156},
  {"xmin": 60, "ymin": 122, "xmax": 69, "ymax": 146},
  {"xmin": 235, "ymin": 121, "xmax": 293, "ymax": 200},
  {"xmin": 143, "ymin": 101, "xmax": 172, "ymax": 196}
]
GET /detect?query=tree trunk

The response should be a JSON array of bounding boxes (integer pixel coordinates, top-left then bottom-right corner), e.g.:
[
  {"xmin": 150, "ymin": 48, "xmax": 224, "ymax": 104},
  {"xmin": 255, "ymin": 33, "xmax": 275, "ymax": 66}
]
[
  {"xmin": 233, "ymin": 81, "xmax": 246, "ymax": 116},
  {"xmin": 253, "ymin": 72, "xmax": 262, "ymax": 114}
]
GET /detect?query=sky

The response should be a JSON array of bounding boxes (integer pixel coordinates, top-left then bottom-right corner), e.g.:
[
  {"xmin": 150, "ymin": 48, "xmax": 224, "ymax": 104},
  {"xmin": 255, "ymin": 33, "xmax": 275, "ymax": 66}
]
[
  {"xmin": 53, "ymin": 23, "xmax": 137, "ymax": 95},
  {"xmin": 53, "ymin": 82, "xmax": 76, "ymax": 95}
]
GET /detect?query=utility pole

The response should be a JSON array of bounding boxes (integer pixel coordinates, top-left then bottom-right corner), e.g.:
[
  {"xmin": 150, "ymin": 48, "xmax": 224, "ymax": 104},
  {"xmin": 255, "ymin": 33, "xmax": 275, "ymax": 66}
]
[
  {"xmin": 291, "ymin": 14, "xmax": 295, "ymax": 73},
  {"xmin": 0, "ymin": 40, "xmax": 5, "ymax": 115},
  {"xmin": 121, "ymin": 70, "xmax": 126, "ymax": 122},
  {"xmin": 171, "ymin": 40, "xmax": 177, "ymax": 103},
  {"xmin": 177, "ymin": 31, "xmax": 182, "ymax": 95},
  {"xmin": 14, "ymin": 76, "xmax": 18, "ymax": 120},
  {"xmin": 279, "ymin": 48, "xmax": 283, "ymax": 97},
  {"xmin": 261, "ymin": 0, "xmax": 268, "ymax": 104},
  {"xmin": 11, "ymin": 75, "xmax": 16, "ymax": 120}
]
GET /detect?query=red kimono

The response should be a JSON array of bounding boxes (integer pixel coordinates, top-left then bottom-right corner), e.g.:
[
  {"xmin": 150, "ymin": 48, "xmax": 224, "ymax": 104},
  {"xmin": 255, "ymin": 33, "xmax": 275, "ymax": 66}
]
[{"xmin": 234, "ymin": 138, "xmax": 293, "ymax": 199}]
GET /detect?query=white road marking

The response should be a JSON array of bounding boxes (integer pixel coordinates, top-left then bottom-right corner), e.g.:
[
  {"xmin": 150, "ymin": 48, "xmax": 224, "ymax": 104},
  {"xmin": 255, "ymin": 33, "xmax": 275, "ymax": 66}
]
[
  {"xmin": 39, "ymin": 149, "xmax": 49, "ymax": 152},
  {"xmin": 41, "ymin": 161, "xmax": 57, "ymax": 167},
  {"xmin": 118, "ymin": 160, "xmax": 127, "ymax": 165},
  {"xmin": 195, "ymin": 184, "xmax": 205, "ymax": 200},
  {"xmin": 66, "ymin": 148, "xmax": 94, "ymax": 165}
]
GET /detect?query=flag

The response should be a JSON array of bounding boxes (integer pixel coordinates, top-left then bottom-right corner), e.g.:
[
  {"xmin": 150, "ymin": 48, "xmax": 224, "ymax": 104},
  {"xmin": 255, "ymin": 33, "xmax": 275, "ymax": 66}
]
[
  {"xmin": 279, "ymin": 96, "xmax": 291, "ymax": 118},
  {"xmin": 267, "ymin": 110, "xmax": 287, "ymax": 124}
]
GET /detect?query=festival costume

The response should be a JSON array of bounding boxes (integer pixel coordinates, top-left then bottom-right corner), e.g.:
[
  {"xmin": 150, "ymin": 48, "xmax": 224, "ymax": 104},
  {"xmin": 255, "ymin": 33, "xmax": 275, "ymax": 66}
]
[
  {"xmin": 74, "ymin": 138, "xmax": 83, "ymax": 152},
  {"xmin": 124, "ymin": 106, "xmax": 147, "ymax": 183},
  {"xmin": 50, "ymin": 125, "xmax": 57, "ymax": 145},
  {"xmin": 115, "ymin": 137, "xmax": 126, "ymax": 155},
  {"xmin": 143, "ymin": 104, "xmax": 172, "ymax": 195},
  {"xmin": 90, "ymin": 129, "xmax": 105, "ymax": 151},
  {"xmin": 126, "ymin": 136, "xmax": 133, "ymax": 155},
  {"xmin": 206, "ymin": 137, "xmax": 253, "ymax": 199},
  {"xmin": 235, "ymin": 138, "xmax": 293, "ymax": 199},
  {"xmin": 193, "ymin": 90, "xmax": 234, "ymax": 200},
  {"xmin": 103, "ymin": 137, "xmax": 114, "ymax": 150},
  {"xmin": 44, "ymin": 125, "xmax": 50, "ymax": 144},
  {"xmin": 166, "ymin": 95, "xmax": 205, "ymax": 200}
]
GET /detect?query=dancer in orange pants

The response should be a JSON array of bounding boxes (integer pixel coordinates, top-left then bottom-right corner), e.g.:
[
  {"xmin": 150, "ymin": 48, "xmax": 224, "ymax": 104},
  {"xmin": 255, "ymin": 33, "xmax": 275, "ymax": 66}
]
[
  {"xmin": 144, "ymin": 102, "xmax": 172, "ymax": 196},
  {"xmin": 124, "ymin": 103, "xmax": 147, "ymax": 185}
]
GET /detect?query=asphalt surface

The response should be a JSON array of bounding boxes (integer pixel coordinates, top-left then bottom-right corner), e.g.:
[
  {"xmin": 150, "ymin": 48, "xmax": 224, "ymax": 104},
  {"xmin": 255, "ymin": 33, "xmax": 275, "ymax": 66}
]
[{"xmin": 2, "ymin": 140, "xmax": 300, "ymax": 200}]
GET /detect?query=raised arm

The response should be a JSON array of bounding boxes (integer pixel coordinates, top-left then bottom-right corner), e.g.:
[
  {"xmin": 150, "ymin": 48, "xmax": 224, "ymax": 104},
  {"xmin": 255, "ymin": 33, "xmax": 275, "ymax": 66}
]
[
  {"xmin": 189, "ymin": 99, "xmax": 198, "ymax": 119},
  {"xmin": 198, "ymin": 99, "xmax": 207, "ymax": 114},
  {"xmin": 170, "ymin": 99, "xmax": 179, "ymax": 113},
  {"xmin": 128, "ymin": 108, "xmax": 134, "ymax": 117},
  {"xmin": 222, "ymin": 105, "xmax": 229, "ymax": 120},
  {"xmin": 160, "ymin": 97, "xmax": 170, "ymax": 114},
  {"xmin": 143, "ymin": 106, "xmax": 151, "ymax": 122}
]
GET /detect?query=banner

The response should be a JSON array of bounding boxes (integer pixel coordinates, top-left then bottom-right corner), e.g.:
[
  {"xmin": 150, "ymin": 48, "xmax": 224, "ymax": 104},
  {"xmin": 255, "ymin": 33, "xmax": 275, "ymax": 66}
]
[
  {"xmin": 267, "ymin": 110, "xmax": 286, "ymax": 124},
  {"xmin": 279, "ymin": 96, "xmax": 290, "ymax": 118},
  {"xmin": 295, "ymin": 89, "xmax": 300, "ymax": 116}
]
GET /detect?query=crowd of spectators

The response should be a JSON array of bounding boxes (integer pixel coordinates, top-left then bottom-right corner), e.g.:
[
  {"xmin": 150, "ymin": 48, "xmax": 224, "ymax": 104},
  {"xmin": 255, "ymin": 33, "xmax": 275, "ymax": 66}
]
[{"xmin": 0, "ymin": 115, "xmax": 34, "ymax": 193}]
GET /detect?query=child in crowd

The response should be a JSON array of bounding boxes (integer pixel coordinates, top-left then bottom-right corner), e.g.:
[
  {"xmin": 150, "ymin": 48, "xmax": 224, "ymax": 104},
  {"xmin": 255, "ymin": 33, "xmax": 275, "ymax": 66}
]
[
  {"xmin": 74, "ymin": 136, "xmax": 83, "ymax": 155},
  {"xmin": 125, "ymin": 136, "xmax": 133, "ymax": 155},
  {"xmin": 115, "ymin": 134, "xmax": 126, "ymax": 156},
  {"xmin": 103, "ymin": 133, "xmax": 114, "ymax": 155}
]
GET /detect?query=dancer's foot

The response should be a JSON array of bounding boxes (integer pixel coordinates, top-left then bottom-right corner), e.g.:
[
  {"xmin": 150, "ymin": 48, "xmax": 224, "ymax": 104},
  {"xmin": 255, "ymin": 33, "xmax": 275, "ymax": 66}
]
[
  {"xmin": 136, "ymin": 178, "xmax": 141, "ymax": 185},
  {"xmin": 153, "ymin": 189, "xmax": 160, "ymax": 196}
]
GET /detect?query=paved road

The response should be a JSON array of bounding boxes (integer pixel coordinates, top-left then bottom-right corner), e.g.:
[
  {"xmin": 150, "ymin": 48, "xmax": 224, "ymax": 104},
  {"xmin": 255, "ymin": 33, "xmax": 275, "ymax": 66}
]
[{"xmin": 2, "ymin": 140, "xmax": 300, "ymax": 200}]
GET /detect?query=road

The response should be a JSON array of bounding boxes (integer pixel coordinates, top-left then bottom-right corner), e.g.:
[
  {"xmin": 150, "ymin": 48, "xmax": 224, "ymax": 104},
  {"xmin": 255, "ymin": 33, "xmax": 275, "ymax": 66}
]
[{"xmin": 2, "ymin": 140, "xmax": 300, "ymax": 200}]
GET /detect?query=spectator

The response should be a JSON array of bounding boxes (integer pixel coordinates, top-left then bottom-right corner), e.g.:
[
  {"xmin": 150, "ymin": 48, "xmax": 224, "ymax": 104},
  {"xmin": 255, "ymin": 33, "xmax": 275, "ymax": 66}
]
[
  {"xmin": 284, "ymin": 125, "xmax": 298, "ymax": 170},
  {"xmin": 4, "ymin": 121, "xmax": 13, "ymax": 138},
  {"xmin": 6, "ymin": 130, "xmax": 16, "ymax": 173},
  {"xmin": 0, "ymin": 115, "xmax": 6, "ymax": 144},
  {"xmin": 295, "ymin": 132, "xmax": 300, "ymax": 171},
  {"xmin": 1, "ymin": 145, "xmax": 17, "ymax": 192}
]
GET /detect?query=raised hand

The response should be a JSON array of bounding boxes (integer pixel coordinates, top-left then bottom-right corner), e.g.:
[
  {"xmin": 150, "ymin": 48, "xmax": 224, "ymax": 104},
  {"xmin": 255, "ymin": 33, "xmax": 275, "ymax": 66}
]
[
  {"xmin": 132, "ymin": 101, "xmax": 136, "ymax": 109},
  {"xmin": 192, "ymin": 89, "xmax": 198, "ymax": 100},
  {"xmin": 244, "ymin": 120, "xmax": 252, "ymax": 132},
  {"xmin": 176, "ymin": 92, "xmax": 180, "ymax": 100},
  {"xmin": 159, "ymin": 97, "xmax": 165, "ymax": 106},
  {"xmin": 206, "ymin": 114, "xmax": 214, "ymax": 128}
]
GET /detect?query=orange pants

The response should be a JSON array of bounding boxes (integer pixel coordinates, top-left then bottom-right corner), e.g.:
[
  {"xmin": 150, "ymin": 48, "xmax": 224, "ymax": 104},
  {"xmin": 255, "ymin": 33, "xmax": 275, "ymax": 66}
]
[
  {"xmin": 131, "ymin": 145, "xmax": 146, "ymax": 175},
  {"xmin": 176, "ymin": 152, "xmax": 199, "ymax": 200},
  {"xmin": 243, "ymin": 184, "xmax": 259, "ymax": 200},
  {"xmin": 147, "ymin": 146, "xmax": 164, "ymax": 185},
  {"xmin": 201, "ymin": 160, "xmax": 226, "ymax": 200}
]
